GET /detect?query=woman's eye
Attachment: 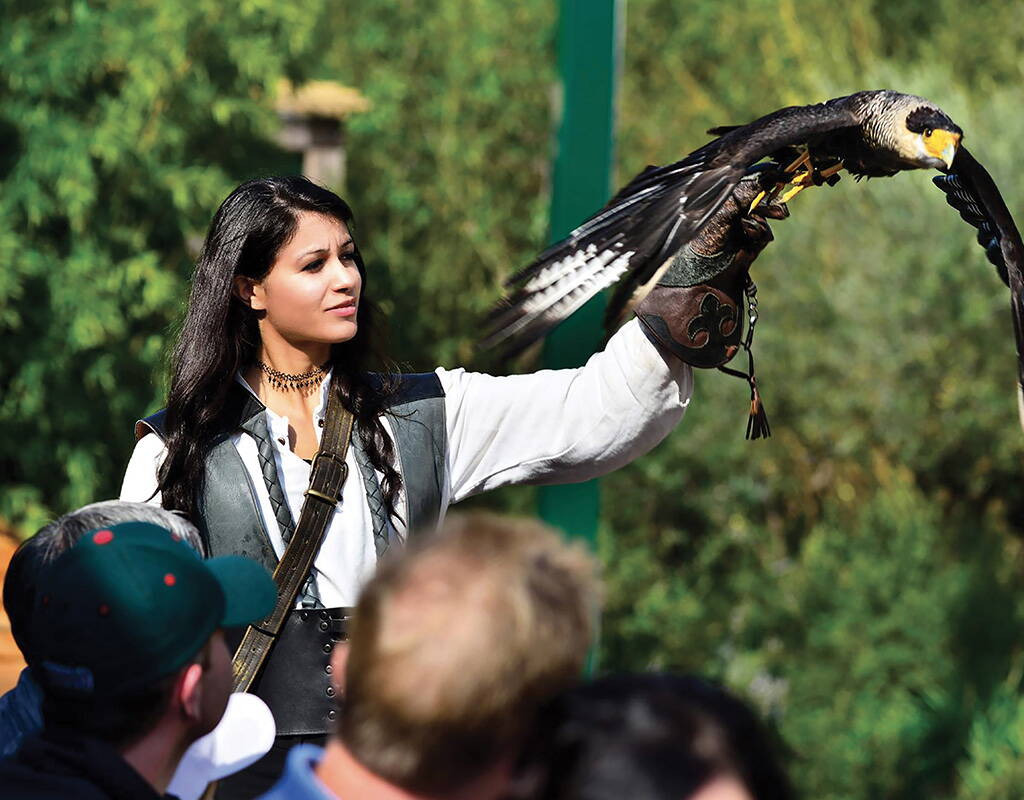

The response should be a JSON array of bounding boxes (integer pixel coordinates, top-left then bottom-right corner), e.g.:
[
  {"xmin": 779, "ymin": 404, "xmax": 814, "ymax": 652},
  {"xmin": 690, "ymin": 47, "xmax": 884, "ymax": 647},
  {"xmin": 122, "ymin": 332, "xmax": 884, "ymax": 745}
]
[
  {"xmin": 341, "ymin": 251, "xmax": 356, "ymax": 263},
  {"xmin": 303, "ymin": 259, "xmax": 325, "ymax": 272}
]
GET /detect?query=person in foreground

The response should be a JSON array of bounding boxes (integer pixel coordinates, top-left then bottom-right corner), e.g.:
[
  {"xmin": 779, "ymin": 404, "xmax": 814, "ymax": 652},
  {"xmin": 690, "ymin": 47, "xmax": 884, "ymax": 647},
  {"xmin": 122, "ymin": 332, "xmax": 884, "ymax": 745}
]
[
  {"xmin": 258, "ymin": 511, "xmax": 600, "ymax": 800},
  {"xmin": 119, "ymin": 174, "xmax": 785, "ymax": 794},
  {"xmin": 0, "ymin": 518, "xmax": 276, "ymax": 799},
  {"xmin": 0, "ymin": 501, "xmax": 278, "ymax": 798},
  {"xmin": 507, "ymin": 673, "xmax": 795, "ymax": 800}
]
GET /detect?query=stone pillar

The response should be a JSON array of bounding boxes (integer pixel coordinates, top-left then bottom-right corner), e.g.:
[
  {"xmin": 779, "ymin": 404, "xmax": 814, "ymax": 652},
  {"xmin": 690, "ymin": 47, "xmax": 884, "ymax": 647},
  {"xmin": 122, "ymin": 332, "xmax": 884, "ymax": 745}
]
[
  {"xmin": 273, "ymin": 81, "xmax": 370, "ymax": 191},
  {"xmin": 277, "ymin": 114, "xmax": 345, "ymax": 189}
]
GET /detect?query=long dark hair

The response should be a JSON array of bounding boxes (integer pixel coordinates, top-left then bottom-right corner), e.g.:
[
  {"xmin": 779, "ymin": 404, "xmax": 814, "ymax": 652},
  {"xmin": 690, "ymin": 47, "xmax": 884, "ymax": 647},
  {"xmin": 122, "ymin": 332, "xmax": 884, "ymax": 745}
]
[{"xmin": 159, "ymin": 176, "xmax": 402, "ymax": 522}]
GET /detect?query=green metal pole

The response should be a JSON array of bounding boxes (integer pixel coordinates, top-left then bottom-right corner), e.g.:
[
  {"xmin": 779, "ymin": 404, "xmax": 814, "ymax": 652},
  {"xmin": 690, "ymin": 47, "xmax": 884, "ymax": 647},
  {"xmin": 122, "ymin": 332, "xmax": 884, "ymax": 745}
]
[{"xmin": 538, "ymin": 0, "xmax": 622, "ymax": 548}]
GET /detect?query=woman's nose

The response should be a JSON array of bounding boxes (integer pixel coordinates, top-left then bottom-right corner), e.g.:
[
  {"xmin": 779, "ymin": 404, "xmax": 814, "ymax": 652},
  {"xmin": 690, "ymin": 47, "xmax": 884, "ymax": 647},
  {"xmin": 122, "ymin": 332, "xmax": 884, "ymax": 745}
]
[{"xmin": 329, "ymin": 259, "xmax": 359, "ymax": 290}]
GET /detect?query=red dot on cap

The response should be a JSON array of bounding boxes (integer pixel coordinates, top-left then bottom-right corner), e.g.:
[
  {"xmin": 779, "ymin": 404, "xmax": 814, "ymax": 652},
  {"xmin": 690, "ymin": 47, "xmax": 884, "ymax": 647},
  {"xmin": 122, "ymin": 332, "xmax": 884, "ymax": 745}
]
[
  {"xmin": 41, "ymin": 594, "xmax": 50, "ymax": 606},
  {"xmin": 170, "ymin": 532, "xmax": 181, "ymax": 542},
  {"xmin": 164, "ymin": 573, "xmax": 176, "ymax": 587},
  {"xmin": 93, "ymin": 529, "xmax": 114, "ymax": 545},
  {"xmin": 98, "ymin": 604, "xmax": 110, "ymax": 616}
]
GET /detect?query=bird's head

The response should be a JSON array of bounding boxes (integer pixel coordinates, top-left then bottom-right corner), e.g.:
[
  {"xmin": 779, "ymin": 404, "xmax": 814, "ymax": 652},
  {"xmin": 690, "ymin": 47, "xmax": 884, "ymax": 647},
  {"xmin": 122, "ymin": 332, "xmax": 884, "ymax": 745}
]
[{"xmin": 901, "ymin": 104, "xmax": 962, "ymax": 170}]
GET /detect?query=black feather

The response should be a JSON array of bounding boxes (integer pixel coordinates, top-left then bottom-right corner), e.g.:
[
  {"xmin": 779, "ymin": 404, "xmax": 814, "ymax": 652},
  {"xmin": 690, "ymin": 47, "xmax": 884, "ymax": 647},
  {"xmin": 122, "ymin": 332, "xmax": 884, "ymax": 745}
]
[
  {"xmin": 933, "ymin": 167, "xmax": 1011, "ymax": 288},
  {"xmin": 906, "ymin": 106, "xmax": 962, "ymax": 136},
  {"xmin": 933, "ymin": 147, "xmax": 1024, "ymax": 388}
]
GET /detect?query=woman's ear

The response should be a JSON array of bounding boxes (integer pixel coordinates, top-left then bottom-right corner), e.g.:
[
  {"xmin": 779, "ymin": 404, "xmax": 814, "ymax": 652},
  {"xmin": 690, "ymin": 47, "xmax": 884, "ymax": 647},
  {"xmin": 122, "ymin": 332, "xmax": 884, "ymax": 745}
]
[{"xmin": 233, "ymin": 276, "xmax": 266, "ymax": 311}]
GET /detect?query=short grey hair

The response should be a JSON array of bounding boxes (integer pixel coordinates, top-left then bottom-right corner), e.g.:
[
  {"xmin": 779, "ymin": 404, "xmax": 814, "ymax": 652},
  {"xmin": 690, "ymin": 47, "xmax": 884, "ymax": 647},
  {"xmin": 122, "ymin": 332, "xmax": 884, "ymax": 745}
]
[
  {"xmin": 30, "ymin": 500, "xmax": 204, "ymax": 563},
  {"xmin": 4, "ymin": 501, "xmax": 204, "ymax": 659}
]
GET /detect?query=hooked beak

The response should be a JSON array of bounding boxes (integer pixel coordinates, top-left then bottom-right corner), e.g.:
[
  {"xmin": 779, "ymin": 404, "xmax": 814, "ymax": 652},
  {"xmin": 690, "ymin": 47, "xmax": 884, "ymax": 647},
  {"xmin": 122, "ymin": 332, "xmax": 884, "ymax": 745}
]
[{"xmin": 927, "ymin": 129, "xmax": 962, "ymax": 170}]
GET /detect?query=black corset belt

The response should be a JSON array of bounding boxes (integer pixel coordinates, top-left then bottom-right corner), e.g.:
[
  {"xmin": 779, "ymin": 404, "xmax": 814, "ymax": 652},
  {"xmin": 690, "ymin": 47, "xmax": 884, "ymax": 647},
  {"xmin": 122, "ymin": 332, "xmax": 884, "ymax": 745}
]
[{"xmin": 228, "ymin": 606, "xmax": 354, "ymax": 736}]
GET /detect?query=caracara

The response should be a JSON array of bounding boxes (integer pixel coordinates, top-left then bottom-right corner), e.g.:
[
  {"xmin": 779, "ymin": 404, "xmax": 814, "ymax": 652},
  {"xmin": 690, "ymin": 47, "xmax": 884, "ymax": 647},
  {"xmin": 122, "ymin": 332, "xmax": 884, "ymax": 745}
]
[{"xmin": 483, "ymin": 89, "xmax": 1023, "ymax": 391}]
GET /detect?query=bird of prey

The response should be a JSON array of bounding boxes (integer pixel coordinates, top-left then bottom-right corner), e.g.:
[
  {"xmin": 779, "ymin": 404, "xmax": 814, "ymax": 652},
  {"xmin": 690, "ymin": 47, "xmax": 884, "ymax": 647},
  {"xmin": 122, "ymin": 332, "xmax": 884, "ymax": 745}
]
[{"xmin": 482, "ymin": 89, "xmax": 1024, "ymax": 392}]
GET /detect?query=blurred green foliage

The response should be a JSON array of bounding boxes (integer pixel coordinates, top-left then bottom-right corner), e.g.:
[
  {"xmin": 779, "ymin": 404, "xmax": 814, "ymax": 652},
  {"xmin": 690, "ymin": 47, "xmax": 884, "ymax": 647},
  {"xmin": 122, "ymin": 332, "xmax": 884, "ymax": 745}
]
[
  {"xmin": 0, "ymin": 0, "xmax": 325, "ymax": 530},
  {"xmin": 3, "ymin": 0, "xmax": 1024, "ymax": 795}
]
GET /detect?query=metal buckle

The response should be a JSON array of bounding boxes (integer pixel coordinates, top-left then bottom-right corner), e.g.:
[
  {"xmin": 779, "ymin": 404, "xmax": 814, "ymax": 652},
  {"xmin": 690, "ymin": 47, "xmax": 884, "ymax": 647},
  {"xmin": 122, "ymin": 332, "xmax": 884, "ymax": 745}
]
[
  {"xmin": 304, "ymin": 486, "xmax": 341, "ymax": 506},
  {"xmin": 304, "ymin": 460, "xmax": 347, "ymax": 506},
  {"xmin": 311, "ymin": 450, "xmax": 347, "ymax": 472}
]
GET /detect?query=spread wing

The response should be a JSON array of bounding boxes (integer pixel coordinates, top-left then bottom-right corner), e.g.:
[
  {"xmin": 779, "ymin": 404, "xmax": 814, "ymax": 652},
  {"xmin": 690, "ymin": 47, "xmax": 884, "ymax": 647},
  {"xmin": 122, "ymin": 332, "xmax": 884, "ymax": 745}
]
[
  {"xmin": 932, "ymin": 147, "xmax": 1024, "ymax": 387},
  {"xmin": 480, "ymin": 95, "xmax": 865, "ymax": 358}
]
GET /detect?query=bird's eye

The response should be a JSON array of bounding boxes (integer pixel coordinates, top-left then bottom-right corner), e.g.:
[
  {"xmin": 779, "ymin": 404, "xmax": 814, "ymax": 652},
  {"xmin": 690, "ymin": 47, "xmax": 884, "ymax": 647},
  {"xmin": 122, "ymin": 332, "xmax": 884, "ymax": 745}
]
[{"xmin": 924, "ymin": 128, "xmax": 933, "ymax": 137}]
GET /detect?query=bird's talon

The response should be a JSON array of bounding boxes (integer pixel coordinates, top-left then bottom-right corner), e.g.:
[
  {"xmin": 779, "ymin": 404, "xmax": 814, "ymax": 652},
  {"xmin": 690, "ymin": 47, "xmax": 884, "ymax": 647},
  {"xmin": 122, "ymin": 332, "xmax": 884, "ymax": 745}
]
[{"xmin": 779, "ymin": 182, "xmax": 810, "ymax": 203}]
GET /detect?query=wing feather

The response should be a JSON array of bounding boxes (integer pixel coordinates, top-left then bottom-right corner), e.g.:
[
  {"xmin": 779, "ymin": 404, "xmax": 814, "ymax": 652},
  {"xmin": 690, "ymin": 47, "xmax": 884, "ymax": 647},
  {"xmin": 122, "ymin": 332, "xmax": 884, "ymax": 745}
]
[
  {"xmin": 482, "ymin": 94, "xmax": 866, "ymax": 357},
  {"xmin": 933, "ymin": 146, "xmax": 1024, "ymax": 386}
]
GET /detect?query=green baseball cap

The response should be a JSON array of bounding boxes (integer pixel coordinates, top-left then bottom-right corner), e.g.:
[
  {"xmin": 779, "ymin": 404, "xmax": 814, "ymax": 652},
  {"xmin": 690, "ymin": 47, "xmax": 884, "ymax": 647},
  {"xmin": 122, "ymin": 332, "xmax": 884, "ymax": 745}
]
[{"xmin": 32, "ymin": 521, "xmax": 276, "ymax": 696}]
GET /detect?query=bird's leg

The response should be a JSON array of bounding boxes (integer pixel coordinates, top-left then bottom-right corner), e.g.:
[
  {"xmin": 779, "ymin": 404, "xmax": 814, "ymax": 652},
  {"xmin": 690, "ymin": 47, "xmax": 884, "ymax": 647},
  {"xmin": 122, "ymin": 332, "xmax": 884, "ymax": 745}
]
[
  {"xmin": 749, "ymin": 153, "xmax": 845, "ymax": 212},
  {"xmin": 782, "ymin": 151, "xmax": 812, "ymax": 174},
  {"xmin": 793, "ymin": 159, "xmax": 844, "ymax": 196},
  {"xmin": 818, "ymin": 161, "xmax": 844, "ymax": 180},
  {"xmin": 748, "ymin": 180, "xmax": 791, "ymax": 212},
  {"xmin": 749, "ymin": 150, "xmax": 814, "ymax": 212},
  {"xmin": 748, "ymin": 189, "xmax": 770, "ymax": 213}
]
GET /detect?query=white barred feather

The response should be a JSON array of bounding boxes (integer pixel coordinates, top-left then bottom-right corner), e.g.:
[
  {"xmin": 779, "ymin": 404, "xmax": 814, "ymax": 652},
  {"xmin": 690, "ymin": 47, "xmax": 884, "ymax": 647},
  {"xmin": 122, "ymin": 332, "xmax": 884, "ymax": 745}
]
[
  {"xmin": 518, "ymin": 248, "xmax": 633, "ymax": 316},
  {"xmin": 484, "ymin": 247, "xmax": 634, "ymax": 346},
  {"xmin": 529, "ymin": 252, "xmax": 635, "ymax": 333},
  {"xmin": 523, "ymin": 244, "xmax": 601, "ymax": 296}
]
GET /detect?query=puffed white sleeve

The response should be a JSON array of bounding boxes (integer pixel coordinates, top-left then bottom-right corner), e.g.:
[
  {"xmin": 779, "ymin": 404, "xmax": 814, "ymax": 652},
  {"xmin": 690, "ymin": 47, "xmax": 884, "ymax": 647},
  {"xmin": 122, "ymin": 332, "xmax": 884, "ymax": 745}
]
[
  {"xmin": 439, "ymin": 318, "xmax": 693, "ymax": 503},
  {"xmin": 119, "ymin": 433, "xmax": 166, "ymax": 506}
]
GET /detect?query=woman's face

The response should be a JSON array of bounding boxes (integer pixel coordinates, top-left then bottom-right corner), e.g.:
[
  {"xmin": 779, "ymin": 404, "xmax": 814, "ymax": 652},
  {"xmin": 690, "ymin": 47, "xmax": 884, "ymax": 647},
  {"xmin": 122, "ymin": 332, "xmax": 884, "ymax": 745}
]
[{"xmin": 241, "ymin": 211, "xmax": 362, "ymax": 347}]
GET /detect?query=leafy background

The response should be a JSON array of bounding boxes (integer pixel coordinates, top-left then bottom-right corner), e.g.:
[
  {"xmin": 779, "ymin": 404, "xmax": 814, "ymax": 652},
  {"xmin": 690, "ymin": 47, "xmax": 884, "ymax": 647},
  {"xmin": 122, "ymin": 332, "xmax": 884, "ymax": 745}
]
[{"xmin": 3, "ymin": 1, "xmax": 1024, "ymax": 796}]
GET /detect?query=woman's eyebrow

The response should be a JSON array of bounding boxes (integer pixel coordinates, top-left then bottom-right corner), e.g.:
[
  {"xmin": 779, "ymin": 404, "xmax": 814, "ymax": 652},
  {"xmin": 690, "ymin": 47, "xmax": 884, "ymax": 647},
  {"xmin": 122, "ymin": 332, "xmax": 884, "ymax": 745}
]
[{"xmin": 296, "ymin": 237, "xmax": 354, "ymax": 258}]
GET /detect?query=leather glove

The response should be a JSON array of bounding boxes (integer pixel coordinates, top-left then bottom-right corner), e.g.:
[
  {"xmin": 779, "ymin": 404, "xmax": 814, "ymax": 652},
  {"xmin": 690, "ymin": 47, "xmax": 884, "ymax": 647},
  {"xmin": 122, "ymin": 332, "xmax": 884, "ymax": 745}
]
[{"xmin": 636, "ymin": 174, "xmax": 788, "ymax": 368}]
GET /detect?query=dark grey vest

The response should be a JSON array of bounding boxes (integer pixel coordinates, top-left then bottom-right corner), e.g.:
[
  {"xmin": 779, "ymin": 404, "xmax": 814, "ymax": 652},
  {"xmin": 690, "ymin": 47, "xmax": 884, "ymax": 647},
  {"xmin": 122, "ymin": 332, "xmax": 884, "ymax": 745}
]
[{"xmin": 135, "ymin": 373, "xmax": 447, "ymax": 735}]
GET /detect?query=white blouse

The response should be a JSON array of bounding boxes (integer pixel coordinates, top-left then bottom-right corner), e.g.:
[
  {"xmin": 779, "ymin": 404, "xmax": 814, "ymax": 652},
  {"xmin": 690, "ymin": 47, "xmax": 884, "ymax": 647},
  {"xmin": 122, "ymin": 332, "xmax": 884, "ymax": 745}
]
[{"xmin": 120, "ymin": 319, "xmax": 693, "ymax": 607}]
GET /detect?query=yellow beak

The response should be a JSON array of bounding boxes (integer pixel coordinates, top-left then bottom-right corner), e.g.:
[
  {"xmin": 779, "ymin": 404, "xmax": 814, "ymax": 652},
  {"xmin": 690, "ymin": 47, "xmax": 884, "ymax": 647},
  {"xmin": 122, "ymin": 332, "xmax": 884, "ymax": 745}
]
[{"xmin": 926, "ymin": 129, "xmax": 962, "ymax": 169}]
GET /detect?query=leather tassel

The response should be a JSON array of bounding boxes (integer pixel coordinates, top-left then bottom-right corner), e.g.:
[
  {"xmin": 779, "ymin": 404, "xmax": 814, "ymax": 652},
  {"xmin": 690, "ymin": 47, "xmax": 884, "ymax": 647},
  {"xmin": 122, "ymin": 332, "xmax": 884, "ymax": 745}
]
[{"xmin": 746, "ymin": 379, "xmax": 771, "ymax": 440}]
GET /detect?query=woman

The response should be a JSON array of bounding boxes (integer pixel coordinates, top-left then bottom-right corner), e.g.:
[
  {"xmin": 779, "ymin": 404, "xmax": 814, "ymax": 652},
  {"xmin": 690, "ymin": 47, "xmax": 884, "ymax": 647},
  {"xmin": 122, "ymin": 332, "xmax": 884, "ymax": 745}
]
[{"xmin": 120, "ymin": 176, "xmax": 773, "ymax": 796}]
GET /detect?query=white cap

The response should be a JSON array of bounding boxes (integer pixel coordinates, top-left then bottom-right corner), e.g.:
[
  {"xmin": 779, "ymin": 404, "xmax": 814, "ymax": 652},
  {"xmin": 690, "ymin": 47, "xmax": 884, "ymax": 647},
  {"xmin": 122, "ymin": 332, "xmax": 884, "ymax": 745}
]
[{"xmin": 168, "ymin": 692, "xmax": 277, "ymax": 800}]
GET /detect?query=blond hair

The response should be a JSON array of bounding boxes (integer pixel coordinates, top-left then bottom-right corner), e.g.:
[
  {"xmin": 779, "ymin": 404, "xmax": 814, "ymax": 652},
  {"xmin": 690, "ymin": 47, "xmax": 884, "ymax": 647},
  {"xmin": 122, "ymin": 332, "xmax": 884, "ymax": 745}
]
[{"xmin": 341, "ymin": 512, "xmax": 601, "ymax": 794}]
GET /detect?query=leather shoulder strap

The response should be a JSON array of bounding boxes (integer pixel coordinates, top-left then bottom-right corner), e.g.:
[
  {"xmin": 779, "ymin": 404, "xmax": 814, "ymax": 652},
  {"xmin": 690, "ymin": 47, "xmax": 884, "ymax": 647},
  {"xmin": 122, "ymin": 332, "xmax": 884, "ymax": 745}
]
[{"xmin": 231, "ymin": 382, "xmax": 354, "ymax": 693}]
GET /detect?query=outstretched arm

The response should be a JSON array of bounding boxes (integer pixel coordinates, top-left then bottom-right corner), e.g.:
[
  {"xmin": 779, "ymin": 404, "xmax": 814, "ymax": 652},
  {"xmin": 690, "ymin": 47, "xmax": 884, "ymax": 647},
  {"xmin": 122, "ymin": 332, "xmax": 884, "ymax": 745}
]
[
  {"xmin": 442, "ymin": 180, "xmax": 788, "ymax": 501},
  {"xmin": 440, "ymin": 318, "xmax": 693, "ymax": 502}
]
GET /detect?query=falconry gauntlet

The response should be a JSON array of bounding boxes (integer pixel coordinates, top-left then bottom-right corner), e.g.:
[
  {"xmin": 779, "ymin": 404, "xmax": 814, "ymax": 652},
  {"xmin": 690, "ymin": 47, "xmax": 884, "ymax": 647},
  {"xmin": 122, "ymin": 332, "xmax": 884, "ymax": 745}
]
[
  {"xmin": 635, "ymin": 246, "xmax": 750, "ymax": 368},
  {"xmin": 635, "ymin": 175, "xmax": 786, "ymax": 368}
]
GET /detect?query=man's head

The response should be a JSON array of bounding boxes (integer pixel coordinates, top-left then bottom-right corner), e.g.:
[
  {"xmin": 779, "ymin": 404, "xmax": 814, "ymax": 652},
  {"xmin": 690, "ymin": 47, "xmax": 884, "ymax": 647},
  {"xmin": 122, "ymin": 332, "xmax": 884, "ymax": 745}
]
[
  {"xmin": 4, "ymin": 500, "xmax": 204, "ymax": 664},
  {"xmin": 340, "ymin": 512, "xmax": 601, "ymax": 796},
  {"xmin": 27, "ymin": 517, "xmax": 274, "ymax": 751}
]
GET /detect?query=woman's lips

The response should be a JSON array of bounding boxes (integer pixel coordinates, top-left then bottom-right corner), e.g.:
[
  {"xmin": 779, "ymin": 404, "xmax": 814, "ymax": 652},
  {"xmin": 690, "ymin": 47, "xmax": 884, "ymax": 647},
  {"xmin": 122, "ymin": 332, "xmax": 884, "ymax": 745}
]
[{"xmin": 326, "ymin": 303, "xmax": 357, "ymax": 317}]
